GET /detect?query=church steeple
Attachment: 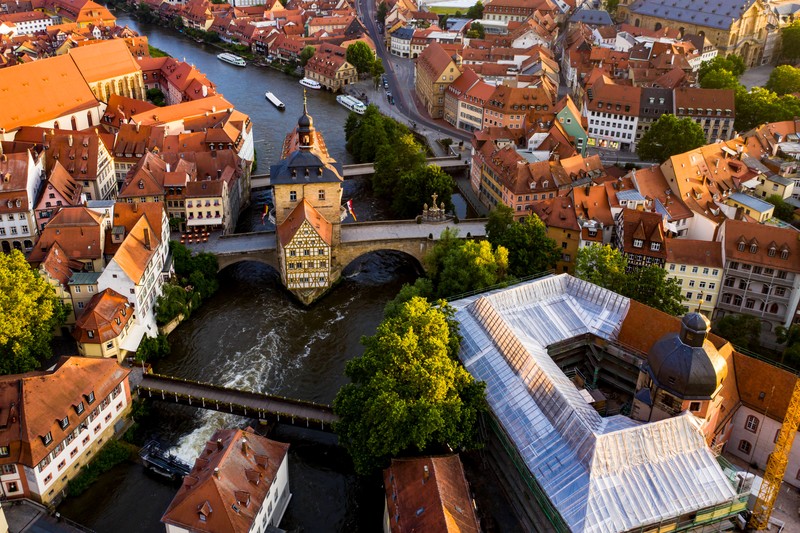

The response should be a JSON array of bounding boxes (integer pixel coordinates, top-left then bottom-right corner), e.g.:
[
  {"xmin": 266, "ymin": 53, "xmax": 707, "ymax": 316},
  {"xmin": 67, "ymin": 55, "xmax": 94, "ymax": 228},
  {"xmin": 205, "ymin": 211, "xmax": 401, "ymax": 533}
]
[{"xmin": 297, "ymin": 89, "xmax": 314, "ymax": 150}]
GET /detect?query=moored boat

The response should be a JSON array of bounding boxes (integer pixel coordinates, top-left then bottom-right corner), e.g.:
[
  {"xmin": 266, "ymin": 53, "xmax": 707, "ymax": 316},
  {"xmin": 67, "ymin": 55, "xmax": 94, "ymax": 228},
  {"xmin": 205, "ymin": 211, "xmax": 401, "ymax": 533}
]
[
  {"xmin": 217, "ymin": 52, "xmax": 246, "ymax": 67},
  {"xmin": 336, "ymin": 94, "xmax": 367, "ymax": 115},
  {"xmin": 299, "ymin": 77, "xmax": 321, "ymax": 90},
  {"xmin": 265, "ymin": 91, "xmax": 286, "ymax": 110}
]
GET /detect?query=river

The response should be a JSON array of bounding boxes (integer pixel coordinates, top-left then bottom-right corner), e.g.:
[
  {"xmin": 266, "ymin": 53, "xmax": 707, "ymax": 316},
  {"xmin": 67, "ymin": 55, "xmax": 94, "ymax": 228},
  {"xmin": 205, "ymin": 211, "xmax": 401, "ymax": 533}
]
[{"xmin": 58, "ymin": 13, "xmax": 424, "ymax": 532}]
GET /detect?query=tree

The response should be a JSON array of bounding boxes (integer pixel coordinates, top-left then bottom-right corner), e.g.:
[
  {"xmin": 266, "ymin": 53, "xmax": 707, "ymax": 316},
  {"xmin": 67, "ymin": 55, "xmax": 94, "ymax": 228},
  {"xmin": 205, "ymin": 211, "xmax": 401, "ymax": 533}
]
[
  {"xmin": 424, "ymin": 230, "xmax": 508, "ymax": 298},
  {"xmin": 346, "ymin": 105, "xmax": 391, "ymax": 162},
  {"xmin": 486, "ymin": 205, "xmax": 559, "ymax": 277},
  {"xmin": 712, "ymin": 314, "xmax": 762, "ymax": 351},
  {"xmin": 766, "ymin": 194, "xmax": 795, "ymax": 221},
  {"xmin": 734, "ymin": 86, "xmax": 800, "ymax": 131},
  {"xmin": 465, "ymin": 1, "xmax": 484, "ymax": 19},
  {"xmin": 135, "ymin": 334, "xmax": 170, "ymax": 363},
  {"xmin": 333, "ymin": 297, "xmax": 485, "ymax": 474},
  {"xmin": 575, "ymin": 245, "xmax": 627, "ymax": 293},
  {"xmin": 373, "ymin": 133, "xmax": 426, "ymax": 198},
  {"xmin": 376, "ymin": 1, "xmax": 388, "ymax": 24},
  {"xmin": 623, "ymin": 266, "xmax": 684, "ymax": 316},
  {"xmin": 392, "ymin": 165, "xmax": 455, "ymax": 219},
  {"xmin": 781, "ymin": 21, "xmax": 800, "ymax": 63},
  {"xmin": 0, "ymin": 250, "xmax": 68, "ymax": 374},
  {"xmin": 299, "ymin": 45, "xmax": 316, "ymax": 67},
  {"xmin": 604, "ymin": 0, "xmax": 619, "ymax": 15},
  {"xmin": 346, "ymin": 41, "xmax": 374, "ymax": 74},
  {"xmin": 777, "ymin": 325, "xmax": 800, "ymax": 368},
  {"xmin": 146, "ymin": 87, "xmax": 166, "ymax": 106},
  {"xmin": 637, "ymin": 114, "xmax": 707, "ymax": 162},
  {"xmin": 699, "ymin": 68, "xmax": 741, "ymax": 90},
  {"xmin": 384, "ymin": 278, "xmax": 434, "ymax": 318},
  {"xmin": 370, "ymin": 58, "xmax": 385, "ymax": 89},
  {"xmin": 465, "ymin": 21, "xmax": 485, "ymax": 39},
  {"xmin": 766, "ymin": 65, "xmax": 800, "ymax": 96},
  {"xmin": 698, "ymin": 55, "xmax": 745, "ymax": 81}
]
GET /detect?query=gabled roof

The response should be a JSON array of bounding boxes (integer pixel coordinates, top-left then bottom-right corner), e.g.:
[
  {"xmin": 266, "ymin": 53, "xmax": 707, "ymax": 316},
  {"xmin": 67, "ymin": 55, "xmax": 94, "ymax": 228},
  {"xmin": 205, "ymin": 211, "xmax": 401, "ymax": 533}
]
[
  {"xmin": 0, "ymin": 357, "xmax": 129, "ymax": 467},
  {"xmin": 67, "ymin": 38, "xmax": 140, "ymax": 83},
  {"xmin": 721, "ymin": 218, "xmax": 800, "ymax": 272},
  {"xmin": 28, "ymin": 206, "xmax": 104, "ymax": 264},
  {"xmin": 618, "ymin": 207, "xmax": 667, "ymax": 259},
  {"xmin": 162, "ymin": 427, "xmax": 289, "ymax": 533},
  {"xmin": 109, "ymin": 215, "xmax": 158, "ymax": 284},
  {"xmin": 626, "ymin": 0, "xmax": 757, "ymax": 31},
  {"xmin": 666, "ymin": 239, "xmax": 722, "ymax": 268},
  {"xmin": 383, "ymin": 455, "xmax": 480, "ymax": 533},
  {"xmin": 277, "ymin": 198, "xmax": 332, "ymax": 247},
  {"xmin": 73, "ymin": 288, "xmax": 134, "ymax": 343}
]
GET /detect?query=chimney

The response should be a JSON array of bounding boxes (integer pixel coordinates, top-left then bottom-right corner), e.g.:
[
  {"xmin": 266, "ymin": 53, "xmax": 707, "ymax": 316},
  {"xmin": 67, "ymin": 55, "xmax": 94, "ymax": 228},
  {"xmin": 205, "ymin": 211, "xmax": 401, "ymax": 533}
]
[
  {"xmin": 135, "ymin": 122, "xmax": 140, "ymax": 133},
  {"xmin": 133, "ymin": 202, "xmax": 138, "ymax": 212},
  {"xmin": 217, "ymin": 169, "xmax": 222, "ymax": 178},
  {"xmin": 423, "ymin": 465, "xmax": 429, "ymax": 483},
  {"xmin": 213, "ymin": 467, "xmax": 220, "ymax": 478},
  {"xmin": 166, "ymin": 163, "xmax": 171, "ymax": 172},
  {"xmin": 68, "ymin": 135, "xmax": 73, "ymax": 147},
  {"xmin": 216, "ymin": 438, "xmax": 223, "ymax": 451},
  {"xmin": 241, "ymin": 437, "xmax": 248, "ymax": 455},
  {"xmin": 143, "ymin": 228, "xmax": 151, "ymax": 250}
]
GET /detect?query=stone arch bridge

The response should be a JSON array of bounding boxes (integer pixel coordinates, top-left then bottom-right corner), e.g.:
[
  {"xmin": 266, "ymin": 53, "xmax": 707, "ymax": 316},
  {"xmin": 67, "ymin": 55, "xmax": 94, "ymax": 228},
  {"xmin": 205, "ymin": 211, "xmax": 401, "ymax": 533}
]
[{"xmin": 196, "ymin": 220, "xmax": 488, "ymax": 276}]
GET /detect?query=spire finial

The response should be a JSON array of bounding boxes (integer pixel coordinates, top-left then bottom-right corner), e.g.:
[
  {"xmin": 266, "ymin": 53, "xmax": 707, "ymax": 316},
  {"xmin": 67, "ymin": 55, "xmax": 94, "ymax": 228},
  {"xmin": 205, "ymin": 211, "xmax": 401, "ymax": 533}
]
[{"xmin": 303, "ymin": 89, "xmax": 308, "ymax": 114}]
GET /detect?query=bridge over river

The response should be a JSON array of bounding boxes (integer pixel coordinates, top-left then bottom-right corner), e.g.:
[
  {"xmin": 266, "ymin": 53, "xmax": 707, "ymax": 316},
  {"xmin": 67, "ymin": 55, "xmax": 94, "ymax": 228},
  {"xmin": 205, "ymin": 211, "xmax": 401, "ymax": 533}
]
[
  {"xmin": 138, "ymin": 373, "xmax": 338, "ymax": 432},
  {"xmin": 187, "ymin": 219, "xmax": 488, "ymax": 272}
]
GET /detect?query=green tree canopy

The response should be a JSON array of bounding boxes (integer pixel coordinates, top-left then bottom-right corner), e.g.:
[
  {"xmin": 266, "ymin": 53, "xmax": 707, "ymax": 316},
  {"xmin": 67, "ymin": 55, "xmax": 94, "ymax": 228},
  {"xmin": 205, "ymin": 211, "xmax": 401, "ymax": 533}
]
[
  {"xmin": 466, "ymin": 21, "xmax": 485, "ymax": 39},
  {"xmin": 766, "ymin": 65, "xmax": 800, "ymax": 96},
  {"xmin": 781, "ymin": 21, "xmax": 800, "ymax": 62},
  {"xmin": 734, "ymin": 86, "xmax": 800, "ymax": 131},
  {"xmin": 370, "ymin": 58, "xmax": 385, "ymax": 88},
  {"xmin": 712, "ymin": 313, "xmax": 762, "ymax": 351},
  {"xmin": 604, "ymin": 0, "xmax": 619, "ymax": 15},
  {"xmin": 376, "ymin": 1, "xmax": 388, "ymax": 23},
  {"xmin": 345, "ymin": 105, "xmax": 408, "ymax": 163},
  {"xmin": 699, "ymin": 68, "xmax": 741, "ymax": 90},
  {"xmin": 299, "ymin": 45, "xmax": 316, "ymax": 66},
  {"xmin": 466, "ymin": 1, "xmax": 484, "ymax": 19},
  {"xmin": 392, "ymin": 165, "xmax": 455, "ymax": 219},
  {"xmin": 486, "ymin": 205, "xmax": 559, "ymax": 277},
  {"xmin": 765, "ymin": 194, "xmax": 795, "ymax": 221},
  {"xmin": 637, "ymin": 114, "xmax": 707, "ymax": 162},
  {"xmin": 698, "ymin": 55, "xmax": 745, "ymax": 81},
  {"xmin": 425, "ymin": 229, "xmax": 508, "ymax": 298},
  {"xmin": 333, "ymin": 297, "xmax": 485, "ymax": 474},
  {"xmin": 346, "ymin": 41, "xmax": 374, "ymax": 74},
  {"xmin": 0, "ymin": 250, "xmax": 68, "ymax": 374},
  {"xmin": 373, "ymin": 133, "xmax": 426, "ymax": 197},
  {"xmin": 575, "ymin": 246, "xmax": 683, "ymax": 315}
]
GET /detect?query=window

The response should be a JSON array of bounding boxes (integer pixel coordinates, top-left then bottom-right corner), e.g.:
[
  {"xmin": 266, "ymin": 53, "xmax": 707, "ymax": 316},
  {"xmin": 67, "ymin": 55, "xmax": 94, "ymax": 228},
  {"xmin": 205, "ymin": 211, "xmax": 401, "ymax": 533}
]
[
  {"xmin": 42, "ymin": 432, "xmax": 52, "ymax": 446},
  {"xmin": 633, "ymin": 239, "xmax": 643, "ymax": 248},
  {"xmin": 87, "ymin": 330, "xmax": 94, "ymax": 339},
  {"xmin": 689, "ymin": 280, "xmax": 695, "ymax": 287},
  {"xmin": 738, "ymin": 440, "xmax": 752, "ymax": 454},
  {"xmin": 745, "ymin": 415, "xmax": 759, "ymax": 432},
  {"xmin": 776, "ymin": 429, "xmax": 782, "ymax": 444},
  {"xmin": 0, "ymin": 447, "xmax": 9, "ymax": 458},
  {"xmin": 75, "ymin": 402, "xmax": 85, "ymax": 415},
  {"xmin": 686, "ymin": 292, "xmax": 693, "ymax": 300},
  {"xmin": 318, "ymin": 190, "xmax": 325, "ymax": 201},
  {"xmin": 7, "ymin": 482, "xmax": 17, "ymax": 493},
  {"xmin": 692, "ymin": 266, "xmax": 698, "ymax": 273},
  {"xmin": 289, "ymin": 191, "xmax": 297, "ymax": 202},
  {"xmin": 689, "ymin": 401, "xmax": 701, "ymax": 412},
  {"xmin": 713, "ymin": 269, "xmax": 719, "ymax": 276},
  {"xmin": 650, "ymin": 242, "xmax": 660, "ymax": 251},
  {"xmin": 669, "ymin": 264, "xmax": 675, "ymax": 271},
  {"xmin": 59, "ymin": 416, "xmax": 69, "ymax": 430},
  {"xmin": 44, "ymin": 474, "xmax": 52, "ymax": 485},
  {"xmin": 703, "ymin": 268, "xmax": 709, "ymax": 275},
  {"xmin": 680, "ymin": 265, "xmax": 686, "ymax": 272}
]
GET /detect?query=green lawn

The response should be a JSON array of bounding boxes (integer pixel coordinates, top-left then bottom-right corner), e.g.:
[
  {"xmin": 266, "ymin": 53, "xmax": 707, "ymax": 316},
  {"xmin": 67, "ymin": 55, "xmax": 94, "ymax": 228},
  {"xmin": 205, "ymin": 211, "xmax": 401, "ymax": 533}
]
[{"xmin": 428, "ymin": 6, "xmax": 462, "ymax": 14}]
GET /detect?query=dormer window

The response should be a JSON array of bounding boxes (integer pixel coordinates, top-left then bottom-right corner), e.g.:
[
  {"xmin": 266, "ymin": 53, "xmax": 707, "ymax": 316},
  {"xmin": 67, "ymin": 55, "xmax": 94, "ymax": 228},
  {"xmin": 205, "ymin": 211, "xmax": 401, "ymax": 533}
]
[
  {"xmin": 781, "ymin": 250, "xmax": 789, "ymax": 260},
  {"xmin": 138, "ymin": 180, "xmax": 144, "ymax": 189},
  {"xmin": 650, "ymin": 242, "xmax": 661, "ymax": 251},
  {"xmin": 75, "ymin": 401, "xmax": 85, "ymax": 415},
  {"xmin": 738, "ymin": 242, "xmax": 745, "ymax": 252},
  {"xmin": 750, "ymin": 244, "xmax": 757, "ymax": 253},
  {"xmin": 86, "ymin": 391, "xmax": 95, "ymax": 404},
  {"xmin": 87, "ymin": 330, "xmax": 94, "ymax": 339},
  {"xmin": 769, "ymin": 247, "xmax": 776, "ymax": 257},
  {"xmin": 42, "ymin": 432, "xmax": 52, "ymax": 446},
  {"xmin": 59, "ymin": 416, "xmax": 69, "ymax": 430},
  {"xmin": 633, "ymin": 239, "xmax": 644, "ymax": 248}
]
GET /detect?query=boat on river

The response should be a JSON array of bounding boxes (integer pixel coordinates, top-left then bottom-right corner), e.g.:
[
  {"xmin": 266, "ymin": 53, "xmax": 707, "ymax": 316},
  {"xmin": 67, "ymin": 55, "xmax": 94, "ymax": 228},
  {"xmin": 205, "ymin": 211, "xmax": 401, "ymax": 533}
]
[
  {"xmin": 336, "ymin": 94, "xmax": 366, "ymax": 115},
  {"xmin": 299, "ymin": 77, "xmax": 321, "ymax": 90},
  {"xmin": 217, "ymin": 52, "xmax": 246, "ymax": 67},
  {"xmin": 265, "ymin": 91, "xmax": 285, "ymax": 110}
]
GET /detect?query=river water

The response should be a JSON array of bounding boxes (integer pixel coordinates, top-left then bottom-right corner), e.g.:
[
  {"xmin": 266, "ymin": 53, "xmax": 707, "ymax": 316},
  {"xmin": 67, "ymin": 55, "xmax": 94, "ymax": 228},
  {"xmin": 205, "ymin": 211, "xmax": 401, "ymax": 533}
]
[{"xmin": 58, "ymin": 13, "xmax": 424, "ymax": 532}]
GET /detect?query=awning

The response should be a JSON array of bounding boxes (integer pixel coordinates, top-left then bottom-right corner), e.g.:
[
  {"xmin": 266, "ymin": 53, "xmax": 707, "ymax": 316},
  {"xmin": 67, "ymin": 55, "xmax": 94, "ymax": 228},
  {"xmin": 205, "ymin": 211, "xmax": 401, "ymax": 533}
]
[
  {"xmin": 187, "ymin": 217, "xmax": 222, "ymax": 227},
  {"xmin": 119, "ymin": 322, "xmax": 148, "ymax": 353}
]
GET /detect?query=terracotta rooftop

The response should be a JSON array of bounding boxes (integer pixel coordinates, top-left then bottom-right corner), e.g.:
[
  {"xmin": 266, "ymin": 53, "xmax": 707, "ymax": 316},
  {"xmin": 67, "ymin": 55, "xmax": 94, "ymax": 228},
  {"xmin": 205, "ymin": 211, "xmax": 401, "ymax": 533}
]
[
  {"xmin": 73, "ymin": 288, "xmax": 134, "ymax": 343},
  {"xmin": 531, "ymin": 196, "xmax": 580, "ymax": 231},
  {"xmin": 722, "ymin": 218, "xmax": 800, "ymax": 272},
  {"xmin": 162, "ymin": 427, "xmax": 289, "ymax": 533},
  {"xmin": 277, "ymin": 198, "xmax": 332, "ymax": 247},
  {"xmin": 383, "ymin": 455, "xmax": 479, "ymax": 533},
  {"xmin": 618, "ymin": 207, "xmax": 666, "ymax": 260},
  {"xmin": 67, "ymin": 38, "xmax": 141, "ymax": 82},
  {"xmin": 665, "ymin": 239, "xmax": 722, "ymax": 268},
  {"xmin": 109, "ymin": 215, "xmax": 159, "ymax": 284}
]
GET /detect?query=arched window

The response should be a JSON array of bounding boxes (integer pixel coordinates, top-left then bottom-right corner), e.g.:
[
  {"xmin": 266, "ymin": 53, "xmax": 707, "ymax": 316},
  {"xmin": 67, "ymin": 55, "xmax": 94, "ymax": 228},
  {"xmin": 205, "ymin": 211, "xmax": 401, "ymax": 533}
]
[
  {"xmin": 745, "ymin": 415, "xmax": 759, "ymax": 433},
  {"xmin": 634, "ymin": 18, "xmax": 640, "ymax": 27},
  {"xmin": 654, "ymin": 22, "xmax": 662, "ymax": 31},
  {"xmin": 738, "ymin": 439, "xmax": 752, "ymax": 454},
  {"xmin": 769, "ymin": 303, "xmax": 779, "ymax": 314}
]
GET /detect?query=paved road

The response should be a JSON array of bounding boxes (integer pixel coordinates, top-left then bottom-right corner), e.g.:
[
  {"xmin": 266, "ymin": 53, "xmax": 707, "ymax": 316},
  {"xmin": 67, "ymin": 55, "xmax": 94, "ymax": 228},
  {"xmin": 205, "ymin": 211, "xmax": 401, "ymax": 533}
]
[
  {"xmin": 359, "ymin": 0, "xmax": 472, "ymax": 147},
  {"xmin": 740, "ymin": 64, "xmax": 774, "ymax": 90},
  {"xmin": 178, "ymin": 231, "xmax": 277, "ymax": 254},
  {"xmin": 341, "ymin": 219, "xmax": 486, "ymax": 242}
]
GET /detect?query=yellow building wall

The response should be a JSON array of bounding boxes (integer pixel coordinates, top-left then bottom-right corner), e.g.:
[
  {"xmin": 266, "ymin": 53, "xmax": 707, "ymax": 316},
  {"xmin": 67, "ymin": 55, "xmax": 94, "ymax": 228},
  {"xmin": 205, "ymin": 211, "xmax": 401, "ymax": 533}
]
[
  {"xmin": 273, "ymin": 182, "xmax": 343, "ymax": 243},
  {"xmin": 548, "ymin": 226, "xmax": 580, "ymax": 275},
  {"xmin": 665, "ymin": 261, "xmax": 723, "ymax": 317}
]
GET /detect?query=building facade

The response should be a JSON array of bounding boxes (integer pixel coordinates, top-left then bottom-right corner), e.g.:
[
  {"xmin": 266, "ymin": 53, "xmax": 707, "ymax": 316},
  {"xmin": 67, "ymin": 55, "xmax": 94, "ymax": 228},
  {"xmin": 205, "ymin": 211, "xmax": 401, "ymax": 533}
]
[
  {"xmin": 665, "ymin": 239, "xmax": 724, "ymax": 317},
  {"xmin": 415, "ymin": 44, "xmax": 461, "ymax": 120}
]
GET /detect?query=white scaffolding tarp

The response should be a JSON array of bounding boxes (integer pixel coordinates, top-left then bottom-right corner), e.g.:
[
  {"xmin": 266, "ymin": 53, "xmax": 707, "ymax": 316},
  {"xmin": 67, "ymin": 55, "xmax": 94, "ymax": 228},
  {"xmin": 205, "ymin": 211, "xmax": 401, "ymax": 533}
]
[{"xmin": 452, "ymin": 274, "xmax": 737, "ymax": 533}]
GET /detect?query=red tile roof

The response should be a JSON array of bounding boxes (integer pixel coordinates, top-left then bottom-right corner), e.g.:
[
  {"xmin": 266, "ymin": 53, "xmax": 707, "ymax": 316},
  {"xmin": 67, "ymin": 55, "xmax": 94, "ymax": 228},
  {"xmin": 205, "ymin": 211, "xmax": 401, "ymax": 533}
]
[
  {"xmin": 73, "ymin": 288, "xmax": 134, "ymax": 343},
  {"xmin": 722, "ymin": 218, "xmax": 800, "ymax": 272},
  {"xmin": 277, "ymin": 198, "xmax": 332, "ymax": 247}
]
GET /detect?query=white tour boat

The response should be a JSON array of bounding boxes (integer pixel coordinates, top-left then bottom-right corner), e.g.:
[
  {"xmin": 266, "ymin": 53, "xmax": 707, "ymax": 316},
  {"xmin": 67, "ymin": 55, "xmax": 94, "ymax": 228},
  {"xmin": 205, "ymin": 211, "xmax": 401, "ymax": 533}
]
[
  {"xmin": 336, "ymin": 94, "xmax": 367, "ymax": 115},
  {"xmin": 299, "ymin": 78, "xmax": 322, "ymax": 90},
  {"xmin": 217, "ymin": 53, "xmax": 246, "ymax": 67},
  {"xmin": 265, "ymin": 91, "xmax": 286, "ymax": 110}
]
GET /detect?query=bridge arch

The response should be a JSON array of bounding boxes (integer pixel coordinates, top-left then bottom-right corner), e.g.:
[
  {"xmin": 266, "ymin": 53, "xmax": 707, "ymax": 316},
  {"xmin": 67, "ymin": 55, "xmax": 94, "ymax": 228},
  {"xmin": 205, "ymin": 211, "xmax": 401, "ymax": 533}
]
[
  {"xmin": 215, "ymin": 250, "xmax": 280, "ymax": 273},
  {"xmin": 340, "ymin": 248, "xmax": 426, "ymax": 279},
  {"xmin": 335, "ymin": 239, "xmax": 435, "ymax": 278}
]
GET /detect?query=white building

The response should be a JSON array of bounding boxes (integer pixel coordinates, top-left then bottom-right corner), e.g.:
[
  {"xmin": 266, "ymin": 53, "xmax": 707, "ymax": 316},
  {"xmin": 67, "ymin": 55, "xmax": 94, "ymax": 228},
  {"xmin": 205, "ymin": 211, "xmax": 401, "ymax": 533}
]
[
  {"xmin": 584, "ymin": 76, "xmax": 641, "ymax": 152},
  {"xmin": 0, "ymin": 147, "xmax": 45, "ymax": 253}
]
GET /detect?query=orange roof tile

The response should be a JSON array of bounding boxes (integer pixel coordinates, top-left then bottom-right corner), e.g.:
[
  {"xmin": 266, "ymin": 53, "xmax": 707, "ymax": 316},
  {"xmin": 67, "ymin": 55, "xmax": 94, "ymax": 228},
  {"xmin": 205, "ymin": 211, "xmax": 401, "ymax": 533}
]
[
  {"xmin": 665, "ymin": 239, "xmax": 722, "ymax": 268},
  {"xmin": 722, "ymin": 218, "xmax": 800, "ymax": 272},
  {"xmin": 110, "ymin": 215, "xmax": 159, "ymax": 284},
  {"xmin": 73, "ymin": 288, "xmax": 134, "ymax": 343},
  {"xmin": 277, "ymin": 198, "xmax": 332, "ymax": 247},
  {"xmin": 67, "ymin": 38, "xmax": 140, "ymax": 82}
]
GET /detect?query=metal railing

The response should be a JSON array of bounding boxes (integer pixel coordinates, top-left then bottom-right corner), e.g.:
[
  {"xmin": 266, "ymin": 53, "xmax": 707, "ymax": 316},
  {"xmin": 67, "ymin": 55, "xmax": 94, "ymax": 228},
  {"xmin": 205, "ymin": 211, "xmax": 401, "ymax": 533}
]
[{"xmin": 443, "ymin": 270, "xmax": 555, "ymax": 302}]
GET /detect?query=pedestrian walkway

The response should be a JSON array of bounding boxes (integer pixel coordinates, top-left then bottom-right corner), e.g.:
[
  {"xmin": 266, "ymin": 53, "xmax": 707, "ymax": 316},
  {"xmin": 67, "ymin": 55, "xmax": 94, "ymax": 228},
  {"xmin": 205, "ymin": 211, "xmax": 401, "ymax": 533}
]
[{"xmin": 3, "ymin": 500, "xmax": 93, "ymax": 533}]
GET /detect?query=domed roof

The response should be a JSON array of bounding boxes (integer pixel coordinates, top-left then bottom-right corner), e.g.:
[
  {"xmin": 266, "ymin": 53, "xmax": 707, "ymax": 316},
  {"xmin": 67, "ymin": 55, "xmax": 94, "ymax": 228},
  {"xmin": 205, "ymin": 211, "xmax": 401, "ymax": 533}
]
[
  {"xmin": 298, "ymin": 111, "xmax": 312, "ymax": 130},
  {"xmin": 645, "ymin": 313, "xmax": 727, "ymax": 400}
]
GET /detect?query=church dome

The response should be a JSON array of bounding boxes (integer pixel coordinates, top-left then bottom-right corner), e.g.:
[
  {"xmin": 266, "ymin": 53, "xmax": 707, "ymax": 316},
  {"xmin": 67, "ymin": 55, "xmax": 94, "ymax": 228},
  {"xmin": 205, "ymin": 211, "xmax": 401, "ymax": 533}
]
[
  {"xmin": 645, "ymin": 313, "xmax": 727, "ymax": 400},
  {"xmin": 298, "ymin": 111, "xmax": 312, "ymax": 130}
]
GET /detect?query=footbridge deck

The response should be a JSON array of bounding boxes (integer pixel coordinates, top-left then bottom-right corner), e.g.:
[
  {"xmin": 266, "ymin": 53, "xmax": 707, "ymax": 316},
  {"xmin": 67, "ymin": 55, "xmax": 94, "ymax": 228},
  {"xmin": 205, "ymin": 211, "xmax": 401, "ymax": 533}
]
[{"xmin": 138, "ymin": 374, "xmax": 338, "ymax": 432}]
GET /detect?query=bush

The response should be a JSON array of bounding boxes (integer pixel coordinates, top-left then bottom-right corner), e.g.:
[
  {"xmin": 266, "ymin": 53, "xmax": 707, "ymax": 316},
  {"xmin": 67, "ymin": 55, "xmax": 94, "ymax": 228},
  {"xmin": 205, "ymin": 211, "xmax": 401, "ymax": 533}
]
[{"xmin": 67, "ymin": 441, "xmax": 135, "ymax": 497}]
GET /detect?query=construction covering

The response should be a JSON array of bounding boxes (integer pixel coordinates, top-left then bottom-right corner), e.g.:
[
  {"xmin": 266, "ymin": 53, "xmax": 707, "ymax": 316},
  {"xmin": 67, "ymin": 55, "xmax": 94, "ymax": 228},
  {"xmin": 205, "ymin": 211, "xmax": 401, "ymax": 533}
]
[{"xmin": 452, "ymin": 274, "xmax": 737, "ymax": 533}]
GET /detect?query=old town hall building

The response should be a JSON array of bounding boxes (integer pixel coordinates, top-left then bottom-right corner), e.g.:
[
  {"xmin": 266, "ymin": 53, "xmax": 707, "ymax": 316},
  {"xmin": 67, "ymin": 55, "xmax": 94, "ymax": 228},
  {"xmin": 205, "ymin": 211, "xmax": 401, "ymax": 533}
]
[{"xmin": 270, "ymin": 97, "xmax": 344, "ymax": 304}]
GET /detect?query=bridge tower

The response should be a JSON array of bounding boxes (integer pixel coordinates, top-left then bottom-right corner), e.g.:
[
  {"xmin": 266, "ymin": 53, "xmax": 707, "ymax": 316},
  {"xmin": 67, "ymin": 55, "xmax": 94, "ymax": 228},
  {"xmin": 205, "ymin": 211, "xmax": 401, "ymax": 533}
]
[{"xmin": 270, "ymin": 93, "xmax": 345, "ymax": 304}]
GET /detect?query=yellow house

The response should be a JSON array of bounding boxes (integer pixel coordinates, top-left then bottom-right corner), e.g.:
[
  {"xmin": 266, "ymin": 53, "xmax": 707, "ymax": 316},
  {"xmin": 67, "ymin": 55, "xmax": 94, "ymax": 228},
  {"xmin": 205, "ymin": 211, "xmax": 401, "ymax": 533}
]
[
  {"xmin": 665, "ymin": 240, "xmax": 724, "ymax": 317},
  {"xmin": 753, "ymin": 174, "xmax": 795, "ymax": 200},
  {"xmin": 724, "ymin": 192, "xmax": 775, "ymax": 223},
  {"xmin": 185, "ymin": 179, "xmax": 229, "ymax": 233},
  {"xmin": 531, "ymin": 197, "xmax": 580, "ymax": 275},
  {"xmin": 415, "ymin": 43, "xmax": 461, "ymax": 119},
  {"xmin": 72, "ymin": 288, "xmax": 136, "ymax": 363}
]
